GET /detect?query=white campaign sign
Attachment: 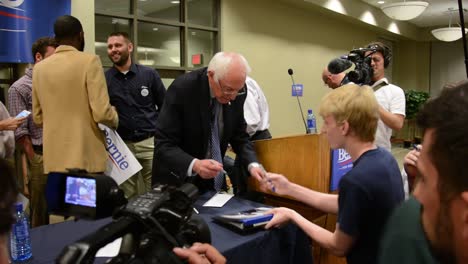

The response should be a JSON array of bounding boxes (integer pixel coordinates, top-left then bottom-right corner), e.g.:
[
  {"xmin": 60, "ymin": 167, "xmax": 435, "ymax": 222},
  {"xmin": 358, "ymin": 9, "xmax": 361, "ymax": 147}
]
[{"xmin": 99, "ymin": 124, "xmax": 142, "ymax": 185}]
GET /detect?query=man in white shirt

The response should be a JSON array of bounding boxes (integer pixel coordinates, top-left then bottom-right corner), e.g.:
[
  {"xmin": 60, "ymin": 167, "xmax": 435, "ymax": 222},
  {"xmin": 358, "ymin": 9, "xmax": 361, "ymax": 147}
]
[
  {"xmin": 244, "ymin": 77, "xmax": 271, "ymax": 139},
  {"xmin": 365, "ymin": 42, "xmax": 405, "ymax": 151},
  {"xmin": 229, "ymin": 76, "xmax": 271, "ymax": 199}
]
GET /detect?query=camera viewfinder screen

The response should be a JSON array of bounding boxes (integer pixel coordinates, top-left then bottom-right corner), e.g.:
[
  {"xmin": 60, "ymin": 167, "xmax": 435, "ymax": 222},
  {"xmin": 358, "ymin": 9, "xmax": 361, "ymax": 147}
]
[{"xmin": 65, "ymin": 177, "xmax": 96, "ymax": 207}]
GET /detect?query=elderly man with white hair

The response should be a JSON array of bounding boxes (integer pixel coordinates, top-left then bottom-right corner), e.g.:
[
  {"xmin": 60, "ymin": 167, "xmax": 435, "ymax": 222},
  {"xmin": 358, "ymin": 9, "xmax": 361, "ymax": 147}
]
[{"xmin": 152, "ymin": 52, "xmax": 266, "ymax": 193}]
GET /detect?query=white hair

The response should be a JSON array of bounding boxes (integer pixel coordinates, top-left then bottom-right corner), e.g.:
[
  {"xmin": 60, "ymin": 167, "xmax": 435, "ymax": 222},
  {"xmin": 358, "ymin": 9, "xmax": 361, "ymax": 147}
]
[{"xmin": 207, "ymin": 52, "xmax": 251, "ymax": 82}]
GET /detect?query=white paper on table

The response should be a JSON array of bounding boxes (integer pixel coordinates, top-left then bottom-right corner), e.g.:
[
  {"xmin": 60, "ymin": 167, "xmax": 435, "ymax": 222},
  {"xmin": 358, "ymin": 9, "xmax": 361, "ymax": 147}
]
[
  {"xmin": 98, "ymin": 124, "xmax": 142, "ymax": 185},
  {"xmin": 203, "ymin": 193, "xmax": 233, "ymax": 207},
  {"xmin": 95, "ymin": 237, "xmax": 122, "ymax": 257}
]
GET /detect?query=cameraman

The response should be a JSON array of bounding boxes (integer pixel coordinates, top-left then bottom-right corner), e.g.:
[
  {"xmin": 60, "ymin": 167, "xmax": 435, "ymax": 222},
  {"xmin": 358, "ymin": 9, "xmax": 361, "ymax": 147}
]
[
  {"xmin": 174, "ymin": 243, "xmax": 226, "ymax": 264},
  {"xmin": 365, "ymin": 42, "xmax": 405, "ymax": 151}
]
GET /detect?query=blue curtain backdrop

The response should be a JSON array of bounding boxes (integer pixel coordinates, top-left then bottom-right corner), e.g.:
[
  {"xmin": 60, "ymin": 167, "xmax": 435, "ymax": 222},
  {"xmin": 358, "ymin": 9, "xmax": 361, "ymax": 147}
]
[{"xmin": 0, "ymin": 0, "xmax": 71, "ymax": 63}]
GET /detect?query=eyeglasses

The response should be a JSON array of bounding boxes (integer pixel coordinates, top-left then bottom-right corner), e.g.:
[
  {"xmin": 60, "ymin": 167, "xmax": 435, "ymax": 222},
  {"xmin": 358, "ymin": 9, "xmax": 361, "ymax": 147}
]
[{"xmin": 218, "ymin": 81, "xmax": 246, "ymax": 97}]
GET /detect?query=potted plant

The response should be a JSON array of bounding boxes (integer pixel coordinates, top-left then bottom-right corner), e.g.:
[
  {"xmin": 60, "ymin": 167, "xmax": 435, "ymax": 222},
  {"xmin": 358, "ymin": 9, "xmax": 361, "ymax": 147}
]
[{"xmin": 403, "ymin": 89, "xmax": 430, "ymax": 147}]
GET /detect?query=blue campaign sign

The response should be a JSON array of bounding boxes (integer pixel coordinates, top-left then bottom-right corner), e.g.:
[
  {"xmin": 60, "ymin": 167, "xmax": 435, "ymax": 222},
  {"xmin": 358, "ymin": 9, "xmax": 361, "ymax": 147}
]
[
  {"xmin": 330, "ymin": 148, "xmax": 353, "ymax": 192},
  {"xmin": 291, "ymin": 84, "xmax": 303, "ymax": 96},
  {"xmin": 0, "ymin": 0, "xmax": 71, "ymax": 63}
]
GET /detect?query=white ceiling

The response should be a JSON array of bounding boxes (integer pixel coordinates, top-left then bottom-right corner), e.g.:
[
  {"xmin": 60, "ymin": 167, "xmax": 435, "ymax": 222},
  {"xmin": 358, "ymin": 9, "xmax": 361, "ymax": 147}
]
[{"xmin": 361, "ymin": 0, "xmax": 468, "ymax": 28}]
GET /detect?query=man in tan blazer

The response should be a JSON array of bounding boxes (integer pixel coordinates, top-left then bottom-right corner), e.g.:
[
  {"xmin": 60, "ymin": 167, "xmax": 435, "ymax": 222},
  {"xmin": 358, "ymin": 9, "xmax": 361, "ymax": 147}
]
[{"xmin": 32, "ymin": 15, "xmax": 118, "ymax": 174}]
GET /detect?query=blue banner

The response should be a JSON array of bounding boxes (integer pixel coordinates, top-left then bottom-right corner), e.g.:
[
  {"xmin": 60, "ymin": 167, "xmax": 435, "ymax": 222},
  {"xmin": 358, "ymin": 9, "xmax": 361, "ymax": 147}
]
[
  {"xmin": 330, "ymin": 148, "xmax": 353, "ymax": 192},
  {"xmin": 0, "ymin": 0, "xmax": 71, "ymax": 63}
]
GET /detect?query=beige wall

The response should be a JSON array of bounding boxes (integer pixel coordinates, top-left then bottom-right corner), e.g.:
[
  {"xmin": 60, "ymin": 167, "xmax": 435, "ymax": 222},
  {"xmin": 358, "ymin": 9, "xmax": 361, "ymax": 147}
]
[
  {"xmin": 71, "ymin": 0, "xmax": 95, "ymax": 54},
  {"xmin": 221, "ymin": 0, "xmax": 430, "ymax": 137},
  {"xmin": 393, "ymin": 40, "xmax": 430, "ymax": 92},
  {"xmin": 430, "ymin": 40, "xmax": 467, "ymax": 96}
]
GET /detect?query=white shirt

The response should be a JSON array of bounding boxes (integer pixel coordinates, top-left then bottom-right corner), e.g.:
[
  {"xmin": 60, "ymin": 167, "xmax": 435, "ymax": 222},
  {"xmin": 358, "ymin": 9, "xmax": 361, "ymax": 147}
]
[
  {"xmin": 372, "ymin": 78, "xmax": 406, "ymax": 151},
  {"xmin": 0, "ymin": 102, "xmax": 15, "ymax": 159},
  {"xmin": 244, "ymin": 77, "xmax": 270, "ymax": 137}
]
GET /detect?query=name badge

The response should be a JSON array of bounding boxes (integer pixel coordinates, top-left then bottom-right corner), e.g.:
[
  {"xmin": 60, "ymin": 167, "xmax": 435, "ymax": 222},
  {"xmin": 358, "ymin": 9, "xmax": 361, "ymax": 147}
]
[{"xmin": 141, "ymin": 86, "xmax": 149, "ymax": 97}]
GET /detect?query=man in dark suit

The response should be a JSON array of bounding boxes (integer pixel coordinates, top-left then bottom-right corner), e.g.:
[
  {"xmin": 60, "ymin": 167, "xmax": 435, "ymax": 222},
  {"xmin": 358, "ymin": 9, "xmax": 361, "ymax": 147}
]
[{"xmin": 153, "ymin": 52, "xmax": 265, "ymax": 193}]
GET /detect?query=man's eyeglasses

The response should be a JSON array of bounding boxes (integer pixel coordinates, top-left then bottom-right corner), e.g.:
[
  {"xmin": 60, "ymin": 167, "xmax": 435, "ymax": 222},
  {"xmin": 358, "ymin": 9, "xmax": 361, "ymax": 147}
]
[{"xmin": 219, "ymin": 81, "xmax": 246, "ymax": 97}]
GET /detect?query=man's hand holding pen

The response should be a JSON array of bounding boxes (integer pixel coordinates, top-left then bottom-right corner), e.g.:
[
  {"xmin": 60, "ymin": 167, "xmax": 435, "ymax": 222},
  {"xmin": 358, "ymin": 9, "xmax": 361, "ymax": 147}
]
[
  {"xmin": 245, "ymin": 163, "xmax": 276, "ymax": 193},
  {"xmin": 249, "ymin": 165, "xmax": 266, "ymax": 182},
  {"xmin": 193, "ymin": 159, "xmax": 226, "ymax": 179}
]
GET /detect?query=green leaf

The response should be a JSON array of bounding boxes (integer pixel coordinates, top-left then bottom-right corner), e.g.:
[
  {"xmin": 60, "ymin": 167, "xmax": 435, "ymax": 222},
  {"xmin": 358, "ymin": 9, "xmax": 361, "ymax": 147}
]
[{"xmin": 404, "ymin": 89, "xmax": 430, "ymax": 119}]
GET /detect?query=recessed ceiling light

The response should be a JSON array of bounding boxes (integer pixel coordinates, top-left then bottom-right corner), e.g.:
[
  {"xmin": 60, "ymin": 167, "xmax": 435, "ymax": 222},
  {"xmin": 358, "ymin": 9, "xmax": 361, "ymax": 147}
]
[
  {"xmin": 377, "ymin": 1, "xmax": 385, "ymax": 4},
  {"xmin": 153, "ymin": 27, "xmax": 159, "ymax": 31},
  {"xmin": 171, "ymin": 0, "xmax": 180, "ymax": 3}
]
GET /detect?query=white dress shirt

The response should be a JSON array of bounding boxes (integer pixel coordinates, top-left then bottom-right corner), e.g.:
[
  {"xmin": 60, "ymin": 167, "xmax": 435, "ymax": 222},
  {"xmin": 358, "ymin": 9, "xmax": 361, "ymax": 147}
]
[{"xmin": 244, "ymin": 77, "xmax": 270, "ymax": 137}]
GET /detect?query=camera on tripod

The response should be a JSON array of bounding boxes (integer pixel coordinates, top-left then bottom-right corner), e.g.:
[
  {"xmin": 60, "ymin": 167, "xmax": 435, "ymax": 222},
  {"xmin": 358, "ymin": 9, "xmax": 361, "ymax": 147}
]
[{"xmin": 45, "ymin": 172, "xmax": 211, "ymax": 264}]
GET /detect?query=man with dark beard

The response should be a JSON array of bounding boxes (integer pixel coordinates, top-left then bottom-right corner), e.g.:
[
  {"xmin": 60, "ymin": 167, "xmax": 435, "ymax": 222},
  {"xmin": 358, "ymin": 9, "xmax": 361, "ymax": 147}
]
[
  {"xmin": 378, "ymin": 80, "xmax": 468, "ymax": 264},
  {"xmin": 105, "ymin": 32, "xmax": 166, "ymax": 198},
  {"xmin": 32, "ymin": 15, "xmax": 118, "ymax": 174}
]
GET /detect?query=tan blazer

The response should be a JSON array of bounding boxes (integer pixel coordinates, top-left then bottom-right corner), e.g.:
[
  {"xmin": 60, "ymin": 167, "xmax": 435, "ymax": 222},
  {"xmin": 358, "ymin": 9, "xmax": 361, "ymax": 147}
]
[{"xmin": 32, "ymin": 45, "xmax": 118, "ymax": 173}]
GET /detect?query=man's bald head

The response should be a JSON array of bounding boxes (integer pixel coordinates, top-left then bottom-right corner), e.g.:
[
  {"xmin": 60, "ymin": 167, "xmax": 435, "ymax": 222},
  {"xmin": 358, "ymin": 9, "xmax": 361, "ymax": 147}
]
[
  {"xmin": 322, "ymin": 58, "xmax": 352, "ymax": 89},
  {"xmin": 322, "ymin": 68, "xmax": 346, "ymax": 89}
]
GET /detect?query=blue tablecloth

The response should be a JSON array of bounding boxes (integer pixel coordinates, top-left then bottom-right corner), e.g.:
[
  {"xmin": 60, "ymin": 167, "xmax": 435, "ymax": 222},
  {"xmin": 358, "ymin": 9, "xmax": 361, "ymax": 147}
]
[{"xmin": 29, "ymin": 192, "xmax": 313, "ymax": 264}]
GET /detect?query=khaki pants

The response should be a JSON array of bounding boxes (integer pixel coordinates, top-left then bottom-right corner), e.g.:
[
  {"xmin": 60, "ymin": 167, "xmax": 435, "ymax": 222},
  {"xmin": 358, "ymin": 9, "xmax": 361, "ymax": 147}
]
[
  {"xmin": 120, "ymin": 136, "xmax": 154, "ymax": 199},
  {"xmin": 28, "ymin": 153, "xmax": 48, "ymax": 227}
]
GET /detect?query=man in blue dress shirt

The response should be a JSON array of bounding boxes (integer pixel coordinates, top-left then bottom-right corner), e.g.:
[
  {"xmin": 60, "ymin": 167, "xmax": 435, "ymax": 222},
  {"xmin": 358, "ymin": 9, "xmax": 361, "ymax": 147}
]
[{"xmin": 105, "ymin": 32, "xmax": 166, "ymax": 198}]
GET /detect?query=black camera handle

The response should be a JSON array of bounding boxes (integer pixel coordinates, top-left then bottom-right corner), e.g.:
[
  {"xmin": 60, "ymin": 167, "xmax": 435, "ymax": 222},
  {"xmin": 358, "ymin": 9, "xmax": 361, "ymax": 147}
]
[{"xmin": 56, "ymin": 216, "xmax": 137, "ymax": 264}]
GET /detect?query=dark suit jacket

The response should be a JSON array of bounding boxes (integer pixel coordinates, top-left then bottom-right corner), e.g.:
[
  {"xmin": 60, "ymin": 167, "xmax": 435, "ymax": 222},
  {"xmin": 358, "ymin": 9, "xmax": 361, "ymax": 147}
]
[{"xmin": 152, "ymin": 68, "xmax": 258, "ymax": 192}]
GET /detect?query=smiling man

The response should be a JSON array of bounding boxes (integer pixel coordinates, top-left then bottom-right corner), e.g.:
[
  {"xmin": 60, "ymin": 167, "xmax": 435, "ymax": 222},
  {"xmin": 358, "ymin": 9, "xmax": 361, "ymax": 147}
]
[
  {"xmin": 153, "ymin": 52, "xmax": 266, "ymax": 193},
  {"xmin": 105, "ymin": 32, "xmax": 166, "ymax": 199},
  {"xmin": 378, "ymin": 81, "xmax": 468, "ymax": 264}
]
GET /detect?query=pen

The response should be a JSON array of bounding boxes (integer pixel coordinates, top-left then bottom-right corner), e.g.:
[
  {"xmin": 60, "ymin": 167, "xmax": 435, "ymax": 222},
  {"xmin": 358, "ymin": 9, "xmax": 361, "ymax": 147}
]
[
  {"xmin": 260, "ymin": 165, "xmax": 275, "ymax": 193},
  {"xmin": 266, "ymin": 175, "xmax": 276, "ymax": 193},
  {"xmin": 210, "ymin": 160, "xmax": 227, "ymax": 174},
  {"xmin": 413, "ymin": 144, "xmax": 421, "ymax": 151}
]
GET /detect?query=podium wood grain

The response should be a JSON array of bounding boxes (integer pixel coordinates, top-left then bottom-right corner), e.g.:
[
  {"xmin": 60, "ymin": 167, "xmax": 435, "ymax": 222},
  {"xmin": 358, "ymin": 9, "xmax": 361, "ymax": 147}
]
[
  {"xmin": 249, "ymin": 133, "xmax": 331, "ymax": 196},
  {"xmin": 249, "ymin": 134, "xmax": 347, "ymax": 264}
]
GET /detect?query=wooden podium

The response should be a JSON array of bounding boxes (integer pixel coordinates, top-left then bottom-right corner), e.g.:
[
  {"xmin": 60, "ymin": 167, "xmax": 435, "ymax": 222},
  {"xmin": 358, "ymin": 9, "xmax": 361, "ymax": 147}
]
[
  {"xmin": 249, "ymin": 133, "xmax": 331, "ymax": 198},
  {"xmin": 249, "ymin": 133, "xmax": 347, "ymax": 264}
]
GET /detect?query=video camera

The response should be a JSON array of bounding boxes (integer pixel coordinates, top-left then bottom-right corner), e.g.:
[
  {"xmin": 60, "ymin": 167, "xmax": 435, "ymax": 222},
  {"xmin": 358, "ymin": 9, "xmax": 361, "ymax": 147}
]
[
  {"xmin": 46, "ymin": 172, "xmax": 211, "ymax": 264},
  {"xmin": 342, "ymin": 47, "xmax": 378, "ymax": 86}
]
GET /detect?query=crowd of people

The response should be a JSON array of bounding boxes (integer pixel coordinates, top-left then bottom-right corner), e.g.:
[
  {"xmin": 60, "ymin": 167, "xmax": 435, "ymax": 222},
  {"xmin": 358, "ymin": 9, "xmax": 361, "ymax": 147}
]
[{"xmin": 0, "ymin": 14, "xmax": 467, "ymax": 264}]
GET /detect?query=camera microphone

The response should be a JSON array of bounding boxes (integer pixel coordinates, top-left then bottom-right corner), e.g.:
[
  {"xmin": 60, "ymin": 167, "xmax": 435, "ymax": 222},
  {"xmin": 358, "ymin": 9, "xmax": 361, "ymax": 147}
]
[
  {"xmin": 328, "ymin": 58, "xmax": 353, "ymax": 75},
  {"xmin": 287, "ymin": 68, "xmax": 308, "ymax": 134}
]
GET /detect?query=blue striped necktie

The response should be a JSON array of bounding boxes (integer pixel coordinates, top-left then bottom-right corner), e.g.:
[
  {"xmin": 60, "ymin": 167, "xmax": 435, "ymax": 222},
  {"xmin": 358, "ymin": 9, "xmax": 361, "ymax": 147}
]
[{"xmin": 210, "ymin": 99, "xmax": 224, "ymax": 191}]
